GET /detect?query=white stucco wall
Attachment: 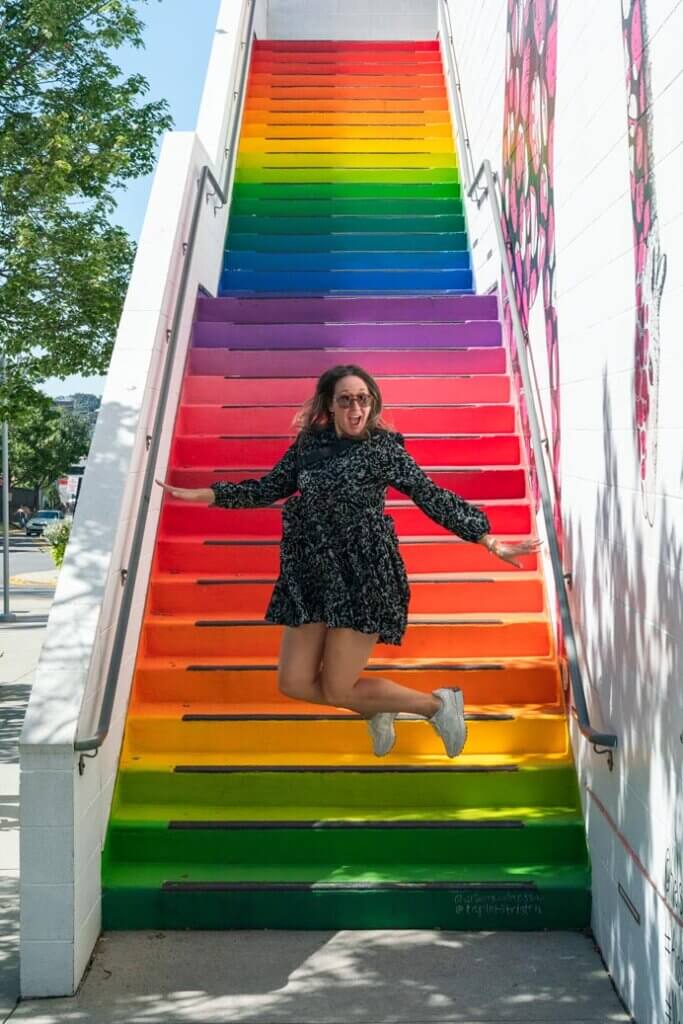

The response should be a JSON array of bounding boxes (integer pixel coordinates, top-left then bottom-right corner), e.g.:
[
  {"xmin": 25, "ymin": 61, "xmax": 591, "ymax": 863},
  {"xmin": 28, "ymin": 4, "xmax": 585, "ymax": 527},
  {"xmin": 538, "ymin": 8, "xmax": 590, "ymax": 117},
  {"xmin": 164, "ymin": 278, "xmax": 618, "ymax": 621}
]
[
  {"xmin": 447, "ymin": 2, "xmax": 683, "ymax": 1021},
  {"xmin": 263, "ymin": 0, "xmax": 437, "ymax": 40},
  {"xmin": 18, "ymin": 0, "xmax": 254, "ymax": 997}
]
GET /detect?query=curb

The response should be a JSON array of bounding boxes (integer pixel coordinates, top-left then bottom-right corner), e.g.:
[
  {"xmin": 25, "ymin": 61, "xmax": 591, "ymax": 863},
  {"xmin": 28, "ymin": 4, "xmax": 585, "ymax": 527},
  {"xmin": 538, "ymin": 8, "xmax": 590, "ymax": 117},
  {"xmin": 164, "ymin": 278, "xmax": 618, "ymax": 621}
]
[{"xmin": 9, "ymin": 574, "xmax": 58, "ymax": 589}]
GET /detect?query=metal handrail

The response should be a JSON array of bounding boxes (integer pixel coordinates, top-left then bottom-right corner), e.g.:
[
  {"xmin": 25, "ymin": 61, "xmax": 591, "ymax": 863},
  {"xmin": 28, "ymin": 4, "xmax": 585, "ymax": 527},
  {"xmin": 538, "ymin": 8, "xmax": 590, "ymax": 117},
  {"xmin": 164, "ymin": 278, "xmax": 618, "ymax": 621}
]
[
  {"xmin": 74, "ymin": 0, "xmax": 256, "ymax": 766},
  {"xmin": 438, "ymin": 0, "xmax": 617, "ymax": 761}
]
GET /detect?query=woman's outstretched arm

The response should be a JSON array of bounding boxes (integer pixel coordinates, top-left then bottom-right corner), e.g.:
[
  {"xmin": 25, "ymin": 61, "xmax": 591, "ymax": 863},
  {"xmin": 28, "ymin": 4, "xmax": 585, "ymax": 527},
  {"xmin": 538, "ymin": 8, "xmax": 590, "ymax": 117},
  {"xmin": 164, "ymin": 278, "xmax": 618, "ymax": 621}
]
[
  {"xmin": 156, "ymin": 442, "xmax": 299, "ymax": 509},
  {"xmin": 381, "ymin": 433, "xmax": 541, "ymax": 568}
]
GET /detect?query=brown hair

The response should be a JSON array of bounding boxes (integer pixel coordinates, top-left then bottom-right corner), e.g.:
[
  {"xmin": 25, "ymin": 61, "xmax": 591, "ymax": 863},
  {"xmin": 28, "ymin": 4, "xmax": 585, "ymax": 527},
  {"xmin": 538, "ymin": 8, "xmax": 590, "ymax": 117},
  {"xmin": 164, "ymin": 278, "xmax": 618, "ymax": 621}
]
[{"xmin": 293, "ymin": 364, "xmax": 391, "ymax": 435}]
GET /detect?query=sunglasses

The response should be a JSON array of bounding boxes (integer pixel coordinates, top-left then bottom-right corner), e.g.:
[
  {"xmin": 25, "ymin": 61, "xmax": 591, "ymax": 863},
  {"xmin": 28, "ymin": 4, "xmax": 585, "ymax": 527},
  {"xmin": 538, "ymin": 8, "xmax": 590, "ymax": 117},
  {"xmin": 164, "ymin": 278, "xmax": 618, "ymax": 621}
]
[{"xmin": 334, "ymin": 393, "xmax": 372, "ymax": 409}]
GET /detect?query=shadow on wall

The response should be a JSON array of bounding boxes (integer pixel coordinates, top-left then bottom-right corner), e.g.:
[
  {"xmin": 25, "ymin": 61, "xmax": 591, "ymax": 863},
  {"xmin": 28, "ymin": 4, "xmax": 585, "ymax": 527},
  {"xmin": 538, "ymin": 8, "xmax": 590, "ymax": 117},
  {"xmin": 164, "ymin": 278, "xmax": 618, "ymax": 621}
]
[
  {"xmin": 21, "ymin": 396, "xmax": 149, "ymax": 748},
  {"xmin": 565, "ymin": 369, "xmax": 683, "ymax": 1020}
]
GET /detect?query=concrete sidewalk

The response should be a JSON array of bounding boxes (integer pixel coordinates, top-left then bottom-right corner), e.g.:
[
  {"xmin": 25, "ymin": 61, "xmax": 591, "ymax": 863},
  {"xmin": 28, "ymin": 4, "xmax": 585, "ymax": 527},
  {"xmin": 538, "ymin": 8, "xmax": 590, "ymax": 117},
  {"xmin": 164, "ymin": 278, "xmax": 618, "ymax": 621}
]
[
  {"xmin": 12, "ymin": 929, "xmax": 631, "ymax": 1023},
  {"xmin": 1, "ymin": 584, "xmax": 55, "ymax": 1024}
]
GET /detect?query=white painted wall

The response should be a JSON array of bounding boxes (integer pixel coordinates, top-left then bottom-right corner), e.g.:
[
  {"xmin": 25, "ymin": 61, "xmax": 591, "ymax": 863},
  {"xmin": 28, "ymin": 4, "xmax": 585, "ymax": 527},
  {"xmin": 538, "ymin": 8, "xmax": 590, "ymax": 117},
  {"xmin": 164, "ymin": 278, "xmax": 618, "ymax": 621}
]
[
  {"xmin": 447, "ymin": 3, "xmax": 683, "ymax": 1022},
  {"xmin": 18, "ymin": 0, "xmax": 254, "ymax": 996},
  {"xmin": 264, "ymin": 0, "xmax": 437, "ymax": 40}
]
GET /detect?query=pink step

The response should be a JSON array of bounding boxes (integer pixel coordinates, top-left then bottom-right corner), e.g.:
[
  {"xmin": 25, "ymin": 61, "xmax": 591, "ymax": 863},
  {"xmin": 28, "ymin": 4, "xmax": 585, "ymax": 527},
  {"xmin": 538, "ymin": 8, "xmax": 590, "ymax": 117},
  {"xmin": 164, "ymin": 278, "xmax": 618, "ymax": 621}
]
[
  {"xmin": 189, "ymin": 348, "xmax": 506, "ymax": 377},
  {"xmin": 182, "ymin": 375, "xmax": 511, "ymax": 405}
]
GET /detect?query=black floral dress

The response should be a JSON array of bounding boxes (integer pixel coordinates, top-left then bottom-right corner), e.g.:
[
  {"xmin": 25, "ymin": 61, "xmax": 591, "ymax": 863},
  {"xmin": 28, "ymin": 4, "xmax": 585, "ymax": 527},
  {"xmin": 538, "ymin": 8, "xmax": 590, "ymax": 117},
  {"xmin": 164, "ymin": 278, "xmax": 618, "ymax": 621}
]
[{"xmin": 211, "ymin": 425, "xmax": 491, "ymax": 645}]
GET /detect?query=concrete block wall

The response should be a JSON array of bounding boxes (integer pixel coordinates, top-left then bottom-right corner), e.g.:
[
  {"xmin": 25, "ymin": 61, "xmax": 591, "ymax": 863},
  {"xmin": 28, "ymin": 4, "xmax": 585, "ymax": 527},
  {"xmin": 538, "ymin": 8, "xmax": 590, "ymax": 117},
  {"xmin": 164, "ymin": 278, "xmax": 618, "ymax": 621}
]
[{"xmin": 446, "ymin": 2, "xmax": 683, "ymax": 1021}]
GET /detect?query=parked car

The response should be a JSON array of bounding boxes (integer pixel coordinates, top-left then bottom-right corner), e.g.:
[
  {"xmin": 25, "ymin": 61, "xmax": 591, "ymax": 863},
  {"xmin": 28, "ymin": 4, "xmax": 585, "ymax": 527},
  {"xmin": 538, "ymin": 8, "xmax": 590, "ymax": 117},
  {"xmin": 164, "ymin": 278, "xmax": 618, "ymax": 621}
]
[{"xmin": 25, "ymin": 509, "xmax": 64, "ymax": 537}]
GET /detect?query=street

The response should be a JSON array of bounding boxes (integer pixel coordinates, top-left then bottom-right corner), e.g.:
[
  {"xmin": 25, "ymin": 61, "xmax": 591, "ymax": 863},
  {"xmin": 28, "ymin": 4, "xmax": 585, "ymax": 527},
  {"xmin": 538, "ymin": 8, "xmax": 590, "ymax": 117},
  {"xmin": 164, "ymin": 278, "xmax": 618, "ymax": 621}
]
[{"xmin": 0, "ymin": 533, "xmax": 53, "ymax": 586}]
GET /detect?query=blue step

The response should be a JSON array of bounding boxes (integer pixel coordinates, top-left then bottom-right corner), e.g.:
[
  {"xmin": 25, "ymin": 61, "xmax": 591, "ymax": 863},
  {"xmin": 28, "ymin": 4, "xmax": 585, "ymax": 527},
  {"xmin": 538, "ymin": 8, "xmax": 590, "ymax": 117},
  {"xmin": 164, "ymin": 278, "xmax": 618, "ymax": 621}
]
[
  {"xmin": 219, "ymin": 269, "xmax": 475, "ymax": 293},
  {"xmin": 224, "ymin": 251, "xmax": 472, "ymax": 272}
]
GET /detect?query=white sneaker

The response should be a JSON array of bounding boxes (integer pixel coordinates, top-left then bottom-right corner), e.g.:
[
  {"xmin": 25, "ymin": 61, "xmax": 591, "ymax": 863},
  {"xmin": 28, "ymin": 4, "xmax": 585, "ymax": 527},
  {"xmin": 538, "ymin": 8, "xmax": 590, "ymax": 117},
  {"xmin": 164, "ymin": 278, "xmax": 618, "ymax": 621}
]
[
  {"xmin": 430, "ymin": 688, "xmax": 467, "ymax": 758},
  {"xmin": 365, "ymin": 712, "xmax": 398, "ymax": 757}
]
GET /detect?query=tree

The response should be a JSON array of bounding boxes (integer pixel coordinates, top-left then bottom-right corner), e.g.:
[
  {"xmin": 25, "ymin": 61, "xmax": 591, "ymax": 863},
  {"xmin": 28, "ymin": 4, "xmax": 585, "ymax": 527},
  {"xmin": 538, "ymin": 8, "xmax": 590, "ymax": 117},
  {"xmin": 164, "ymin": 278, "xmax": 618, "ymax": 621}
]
[
  {"xmin": 9, "ymin": 399, "xmax": 92, "ymax": 494},
  {"xmin": 0, "ymin": 0, "xmax": 173, "ymax": 421}
]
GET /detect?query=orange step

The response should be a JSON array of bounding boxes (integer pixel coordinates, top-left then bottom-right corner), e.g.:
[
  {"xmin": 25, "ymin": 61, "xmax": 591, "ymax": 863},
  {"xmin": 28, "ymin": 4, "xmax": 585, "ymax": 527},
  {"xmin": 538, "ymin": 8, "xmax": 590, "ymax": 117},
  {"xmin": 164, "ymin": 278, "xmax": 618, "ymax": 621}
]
[
  {"xmin": 132, "ymin": 657, "xmax": 562, "ymax": 707},
  {"xmin": 142, "ymin": 618, "xmax": 553, "ymax": 660}
]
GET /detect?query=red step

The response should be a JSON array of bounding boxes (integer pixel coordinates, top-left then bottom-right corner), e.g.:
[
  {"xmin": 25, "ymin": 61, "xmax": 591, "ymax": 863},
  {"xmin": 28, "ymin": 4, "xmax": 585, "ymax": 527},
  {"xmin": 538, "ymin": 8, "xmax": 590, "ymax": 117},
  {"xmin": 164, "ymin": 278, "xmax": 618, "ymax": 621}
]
[
  {"xmin": 156, "ymin": 537, "xmax": 539, "ymax": 575},
  {"xmin": 149, "ymin": 575, "xmax": 545, "ymax": 616},
  {"xmin": 159, "ymin": 502, "xmax": 530, "ymax": 538},
  {"xmin": 168, "ymin": 467, "xmax": 527, "ymax": 501},
  {"xmin": 177, "ymin": 405, "xmax": 516, "ymax": 436},
  {"xmin": 171, "ymin": 435, "xmax": 521, "ymax": 468}
]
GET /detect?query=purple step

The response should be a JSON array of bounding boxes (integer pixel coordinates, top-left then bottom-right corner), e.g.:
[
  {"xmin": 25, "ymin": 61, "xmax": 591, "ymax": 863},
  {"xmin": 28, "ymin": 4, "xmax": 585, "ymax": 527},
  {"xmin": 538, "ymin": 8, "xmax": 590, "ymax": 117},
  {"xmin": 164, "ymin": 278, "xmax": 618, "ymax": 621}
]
[
  {"xmin": 196, "ymin": 294, "xmax": 499, "ymax": 324},
  {"xmin": 189, "ymin": 347, "xmax": 506, "ymax": 377},
  {"xmin": 192, "ymin": 321, "xmax": 502, "ymax": 349}
]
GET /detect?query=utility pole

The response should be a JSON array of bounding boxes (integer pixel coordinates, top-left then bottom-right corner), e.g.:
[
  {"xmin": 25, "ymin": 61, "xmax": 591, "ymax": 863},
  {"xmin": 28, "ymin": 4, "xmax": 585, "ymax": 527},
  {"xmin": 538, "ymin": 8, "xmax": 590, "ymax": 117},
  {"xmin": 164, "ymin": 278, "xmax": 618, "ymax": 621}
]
[{"xmin": 1, "ymin": 355, "xmax": 15, "ymax": 622}]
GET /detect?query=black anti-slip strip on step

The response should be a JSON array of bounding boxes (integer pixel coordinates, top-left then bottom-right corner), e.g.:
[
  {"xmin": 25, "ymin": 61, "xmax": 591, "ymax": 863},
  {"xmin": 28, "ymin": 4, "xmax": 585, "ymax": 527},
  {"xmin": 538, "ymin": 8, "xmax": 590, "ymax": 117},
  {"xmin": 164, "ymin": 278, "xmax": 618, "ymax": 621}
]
[
  {"xmin": 222, "ymin": 372, "xmax": 479, "ymax": 380},
  {"xmin": 218, "ymin": 403, "xmax": 481, "ymax": 409},
  {"xmin": 179, "ymin": 712, "xmax": 515, "ymax": 722},
  {"xmin": 204, "ymin": 539, "xmax": 275, "ymax": 547},
  {"xmin": 193, "ymin": 576, "xmax": 499, "ymax": 586},
  {"xmin": 194, "ymin": 618, "xmax": 504, "ymax": 627},
  {"xmin": 167, "ymin": 819, "xmax": 525, "ymax": 831},
  {"xmin": 161, "ymin": 880, "xmax": 538, "ymax": 893},
  {"xmin": 186, "ymin": 663, "xmax": 506, "ymax": 672},
  {"xmin": 202, "ymin": 533, "xmax": 503, "ymax": 547},
  {"xmin": 216, "ymin": 433, "xmax": 483, "ymax": 440},
  {"xmin": 173, "ymin": 764, "xmax": 519, "ymax": 774},
  {"xmin": 221, "ymin": 374, "xmax": 478, "ymax": 381}
]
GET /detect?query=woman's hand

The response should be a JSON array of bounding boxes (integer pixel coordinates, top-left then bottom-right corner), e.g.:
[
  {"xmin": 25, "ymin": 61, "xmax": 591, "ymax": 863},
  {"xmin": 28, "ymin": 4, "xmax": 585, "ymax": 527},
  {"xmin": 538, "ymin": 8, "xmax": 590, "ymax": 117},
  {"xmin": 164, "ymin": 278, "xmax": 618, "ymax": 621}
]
[
  {"xmin": 479, "ymin": 534, "xmax": 543, "ymax": 569},
  {"xmin": 155, "ymin": 479, "xmax": 214, "ymax": 504}
]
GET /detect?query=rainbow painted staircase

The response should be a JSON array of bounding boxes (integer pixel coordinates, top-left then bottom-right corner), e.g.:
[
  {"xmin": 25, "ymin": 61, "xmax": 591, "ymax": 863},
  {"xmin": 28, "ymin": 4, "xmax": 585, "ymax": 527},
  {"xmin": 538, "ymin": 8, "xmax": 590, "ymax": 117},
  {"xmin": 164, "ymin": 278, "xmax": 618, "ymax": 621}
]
[{"xmin": 102, "ymin": 39, "xmax": 590, "ymax": 929}]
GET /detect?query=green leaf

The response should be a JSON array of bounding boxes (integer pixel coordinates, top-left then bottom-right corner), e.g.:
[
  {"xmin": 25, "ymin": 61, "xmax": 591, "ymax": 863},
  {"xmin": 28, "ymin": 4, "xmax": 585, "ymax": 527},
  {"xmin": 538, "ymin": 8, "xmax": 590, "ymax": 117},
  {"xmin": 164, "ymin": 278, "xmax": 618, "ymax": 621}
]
[{"xmin": 0, "ymin": 0, "xmax": 173, "ymax": 416}]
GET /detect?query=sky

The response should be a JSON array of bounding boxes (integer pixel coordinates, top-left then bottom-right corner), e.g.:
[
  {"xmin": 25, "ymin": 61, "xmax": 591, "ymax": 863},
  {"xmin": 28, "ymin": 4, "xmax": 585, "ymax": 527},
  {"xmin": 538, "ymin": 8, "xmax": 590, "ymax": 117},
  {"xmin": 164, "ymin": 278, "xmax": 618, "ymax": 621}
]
[{"xmin": 41, "ymin": 0, "xmax": 222, "ymax": 398}]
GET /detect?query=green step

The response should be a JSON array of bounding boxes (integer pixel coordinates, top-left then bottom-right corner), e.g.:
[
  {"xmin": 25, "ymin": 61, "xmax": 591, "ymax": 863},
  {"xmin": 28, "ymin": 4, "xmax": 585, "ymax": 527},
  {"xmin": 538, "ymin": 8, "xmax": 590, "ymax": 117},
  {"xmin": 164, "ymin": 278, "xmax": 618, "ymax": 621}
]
[
  {"xmin": 227, "ymin": 232, "xmax": 468, "ymax": 252},
  {"xmin": 104, "ymin": 814, "xmax": 588, "ymax": 868},
  {"xmin": 228, "ymin": 214, "xmax": 466, "ymax": 234},
  {"xmin": 115, "ymin": 763, "xmax": 583, "ymax": 811},
  {"xmin": 102, "ymin": 863, "xmax": 591, "ymax": 930},
  {"xmin": 232, "ymin": 182, "xmax": 462, "ymax": 200},
  {"xmin": 230, "ymin": 198, "xmax": 465, "ymax": 217},
  {"xmin": 234, "ymin": 168, "xmax": 460, "ymax": 184}
]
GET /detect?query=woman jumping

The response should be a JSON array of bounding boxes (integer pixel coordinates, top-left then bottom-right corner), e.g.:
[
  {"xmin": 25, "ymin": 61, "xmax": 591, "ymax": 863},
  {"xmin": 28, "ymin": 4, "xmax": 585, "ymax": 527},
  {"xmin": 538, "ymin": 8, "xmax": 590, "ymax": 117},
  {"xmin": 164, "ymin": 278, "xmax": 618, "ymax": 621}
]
[{"xmin": 156, "ymin": 364, "xmax": 540, "ymax": 758}]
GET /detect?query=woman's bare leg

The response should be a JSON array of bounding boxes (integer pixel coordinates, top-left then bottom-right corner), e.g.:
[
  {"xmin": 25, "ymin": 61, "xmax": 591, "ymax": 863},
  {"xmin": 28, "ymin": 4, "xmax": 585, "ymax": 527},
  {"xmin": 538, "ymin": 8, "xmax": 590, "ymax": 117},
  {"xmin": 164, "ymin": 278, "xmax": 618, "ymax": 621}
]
[
  {"xmin": 277, "ymin": 623, "xmax": 329, "ymax": 704},
  {"xmin": 319, "ymin": 628, "xmax": 440, "ymax": 717}
]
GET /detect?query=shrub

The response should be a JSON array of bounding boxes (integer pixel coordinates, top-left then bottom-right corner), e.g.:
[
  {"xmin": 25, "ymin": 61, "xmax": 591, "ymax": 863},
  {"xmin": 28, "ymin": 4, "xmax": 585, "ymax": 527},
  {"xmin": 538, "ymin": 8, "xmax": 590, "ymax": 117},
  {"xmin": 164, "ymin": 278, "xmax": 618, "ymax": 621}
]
[{"xmin": 43, "ymin": 519, "xmax": 72, "ymax": 569}]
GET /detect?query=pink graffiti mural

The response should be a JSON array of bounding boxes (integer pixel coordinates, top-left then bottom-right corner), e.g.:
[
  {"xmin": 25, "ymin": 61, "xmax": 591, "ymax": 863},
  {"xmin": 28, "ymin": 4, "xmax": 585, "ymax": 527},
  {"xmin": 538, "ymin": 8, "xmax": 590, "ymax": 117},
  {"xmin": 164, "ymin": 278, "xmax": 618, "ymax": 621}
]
[
  {"xmin": 501, "ymin": 0, "xmax": 560, "ymax": 539},
  {"xmin": 621, "ymin": 0, "xmax": 667, "ymax": 524}
]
